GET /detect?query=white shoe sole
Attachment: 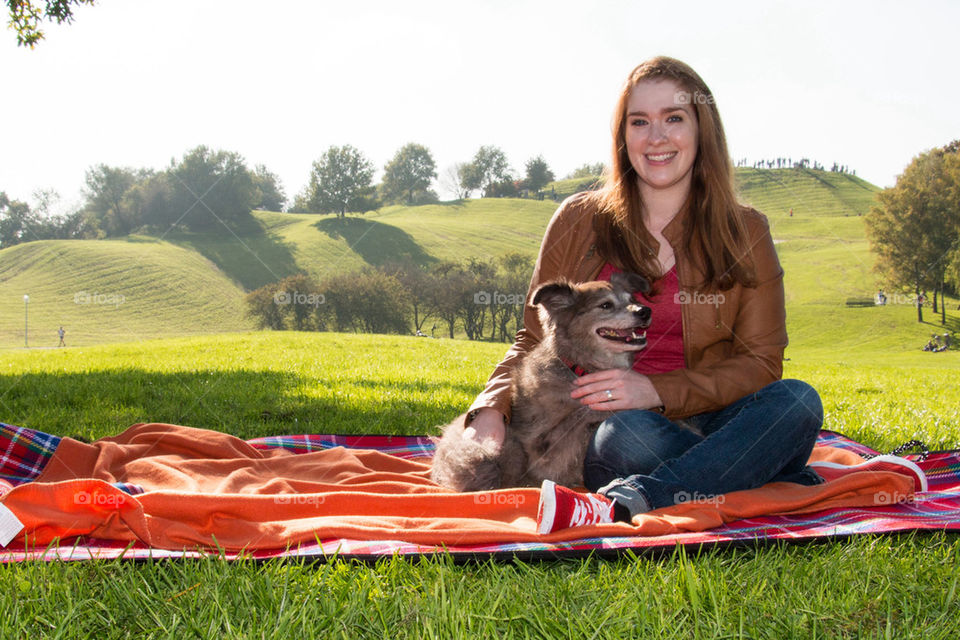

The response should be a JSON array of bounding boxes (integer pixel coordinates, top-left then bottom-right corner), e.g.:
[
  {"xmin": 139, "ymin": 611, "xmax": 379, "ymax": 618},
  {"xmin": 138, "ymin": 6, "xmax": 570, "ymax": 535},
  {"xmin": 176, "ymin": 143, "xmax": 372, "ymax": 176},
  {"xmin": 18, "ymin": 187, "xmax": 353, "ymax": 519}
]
[
  {"xmin": 809, "ymin": 454, "xmax": 928, "ymax": 492},
  {"xmin": 537, "ymin": 479, "xmax": 557, "ymax": 535}
]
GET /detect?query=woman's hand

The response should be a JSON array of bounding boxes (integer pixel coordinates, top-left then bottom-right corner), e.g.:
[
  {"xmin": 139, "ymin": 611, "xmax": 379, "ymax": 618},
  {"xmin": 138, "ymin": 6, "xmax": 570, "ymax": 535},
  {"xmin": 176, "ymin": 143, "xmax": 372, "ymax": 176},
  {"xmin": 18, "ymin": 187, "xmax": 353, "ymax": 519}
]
[
  {"xmin": 462, "ymin": 407, "xmax": 506, "ymax": 447},
  {"xmin": 571, "ymin": 369, "xmax": 663, "ymax": 412}
]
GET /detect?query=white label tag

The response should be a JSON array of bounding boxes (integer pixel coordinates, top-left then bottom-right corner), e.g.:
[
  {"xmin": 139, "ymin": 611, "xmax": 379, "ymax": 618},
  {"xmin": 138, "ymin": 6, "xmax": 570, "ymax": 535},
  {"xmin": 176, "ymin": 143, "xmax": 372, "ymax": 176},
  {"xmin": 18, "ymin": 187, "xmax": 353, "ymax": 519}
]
[{"xmin": 0, "ymin": 503, "xmax": 25, "ymax": 547}]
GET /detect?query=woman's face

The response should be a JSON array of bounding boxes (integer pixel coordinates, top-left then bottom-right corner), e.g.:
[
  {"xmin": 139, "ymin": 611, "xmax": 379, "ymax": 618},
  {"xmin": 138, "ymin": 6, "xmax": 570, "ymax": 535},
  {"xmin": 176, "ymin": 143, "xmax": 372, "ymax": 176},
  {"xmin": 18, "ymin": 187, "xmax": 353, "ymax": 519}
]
[{"xmin": 624, "ymin": 79, "xmax": 699, "ymax": 198}]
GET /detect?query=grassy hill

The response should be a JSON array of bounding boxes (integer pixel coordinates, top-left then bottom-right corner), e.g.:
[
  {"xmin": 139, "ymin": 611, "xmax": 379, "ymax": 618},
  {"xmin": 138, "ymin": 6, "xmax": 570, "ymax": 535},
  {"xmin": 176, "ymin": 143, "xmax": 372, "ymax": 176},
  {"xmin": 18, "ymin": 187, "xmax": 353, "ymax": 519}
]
[
  {"xmin": 161, "ymin": 199, "xmax": 557, "ymax": 291},
  {"xmin": 1, "ymin": 166, "xmax": 954, "ymax": 353},
  {"xmin": 545, "ymin": 167, "xmax": 881, "ymax": 217},
  {"xmin": 737, "ymin": 167, "xmax": 881, "ymax": 217},
  {"xmin": 0, "ymin": 239, "xmax": 253, "ymax": 346}
]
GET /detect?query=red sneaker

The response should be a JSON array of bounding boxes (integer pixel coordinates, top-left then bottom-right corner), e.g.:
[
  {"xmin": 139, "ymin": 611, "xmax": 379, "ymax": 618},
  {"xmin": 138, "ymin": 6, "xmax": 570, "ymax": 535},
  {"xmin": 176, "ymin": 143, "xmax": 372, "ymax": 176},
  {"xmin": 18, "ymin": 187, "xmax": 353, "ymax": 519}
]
[
  {"xmin": 809, "ymin": 454, "xmax": 928, "ymax": 492},
  {"xmin": 536, "ymin": 479, "xmax": 615, "ymax": 534}
]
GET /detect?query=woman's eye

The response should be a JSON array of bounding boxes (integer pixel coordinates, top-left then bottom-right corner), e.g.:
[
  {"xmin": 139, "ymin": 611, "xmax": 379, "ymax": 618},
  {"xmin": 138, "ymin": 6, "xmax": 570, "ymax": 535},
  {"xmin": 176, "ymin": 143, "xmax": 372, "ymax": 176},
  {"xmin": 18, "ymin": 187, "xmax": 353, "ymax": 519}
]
[
  {"xmin": 629, "ymin": 118, "xmax": 647, "ymax": 127},
  {"xmin": 599, "ymin": 301, "xmax": 614, "ymax": 310},
  {"xmin": 667, "ymin": 114, "xmax": 683, "ymax": 123}
]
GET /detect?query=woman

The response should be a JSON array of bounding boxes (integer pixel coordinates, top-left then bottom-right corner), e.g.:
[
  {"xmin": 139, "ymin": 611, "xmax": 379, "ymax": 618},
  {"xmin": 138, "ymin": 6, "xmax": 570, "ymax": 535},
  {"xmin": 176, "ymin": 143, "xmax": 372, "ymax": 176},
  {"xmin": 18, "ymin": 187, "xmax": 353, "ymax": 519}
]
[{"xmin": 462, "ymin": 56, "xmax": 827, "ymax": 532}]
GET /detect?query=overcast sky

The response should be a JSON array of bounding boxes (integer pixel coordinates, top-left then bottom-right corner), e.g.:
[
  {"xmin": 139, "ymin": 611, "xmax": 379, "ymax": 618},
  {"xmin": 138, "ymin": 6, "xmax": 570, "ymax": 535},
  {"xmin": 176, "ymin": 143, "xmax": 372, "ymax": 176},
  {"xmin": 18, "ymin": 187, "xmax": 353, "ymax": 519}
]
[{"xmin": 2, "ymin": 0, "xmax": 958, "ymax": 215}]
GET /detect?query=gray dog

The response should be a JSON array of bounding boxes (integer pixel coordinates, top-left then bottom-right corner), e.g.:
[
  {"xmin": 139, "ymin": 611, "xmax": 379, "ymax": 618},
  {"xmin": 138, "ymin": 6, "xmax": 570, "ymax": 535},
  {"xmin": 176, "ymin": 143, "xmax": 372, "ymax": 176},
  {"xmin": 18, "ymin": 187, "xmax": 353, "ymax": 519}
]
[{"xmin": 430, "ymin": 271, "xmax": 652, "ymax": 491}]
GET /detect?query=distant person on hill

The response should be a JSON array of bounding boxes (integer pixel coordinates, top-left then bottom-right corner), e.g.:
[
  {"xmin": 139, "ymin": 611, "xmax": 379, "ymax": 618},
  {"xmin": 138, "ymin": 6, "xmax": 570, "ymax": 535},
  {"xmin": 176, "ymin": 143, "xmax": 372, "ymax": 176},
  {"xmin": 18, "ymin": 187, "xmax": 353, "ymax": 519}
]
[
  {"xmin": 57, "ymin": 326, "xmax": 66, "ymax": 347},
  {"xmin": 457, "ymin": 56, "xmax": 866, "ymax": 534}
]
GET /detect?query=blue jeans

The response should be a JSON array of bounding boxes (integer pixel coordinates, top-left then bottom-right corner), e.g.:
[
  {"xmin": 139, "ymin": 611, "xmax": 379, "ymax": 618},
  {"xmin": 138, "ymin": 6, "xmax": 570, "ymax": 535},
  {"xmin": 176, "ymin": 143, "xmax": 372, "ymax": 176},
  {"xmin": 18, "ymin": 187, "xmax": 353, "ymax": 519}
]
[{"xmin": 583, "ymin": 379, "xmax": 824, "ymax": 514}]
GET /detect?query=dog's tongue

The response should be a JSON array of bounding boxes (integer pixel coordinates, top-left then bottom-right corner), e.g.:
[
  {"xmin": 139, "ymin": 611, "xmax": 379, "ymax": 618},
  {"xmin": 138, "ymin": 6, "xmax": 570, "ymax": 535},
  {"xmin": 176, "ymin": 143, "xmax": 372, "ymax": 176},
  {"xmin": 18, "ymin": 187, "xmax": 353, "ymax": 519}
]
[{"xmin": 598, "ymin": 326, "xmax": 647, "ymax": 343}]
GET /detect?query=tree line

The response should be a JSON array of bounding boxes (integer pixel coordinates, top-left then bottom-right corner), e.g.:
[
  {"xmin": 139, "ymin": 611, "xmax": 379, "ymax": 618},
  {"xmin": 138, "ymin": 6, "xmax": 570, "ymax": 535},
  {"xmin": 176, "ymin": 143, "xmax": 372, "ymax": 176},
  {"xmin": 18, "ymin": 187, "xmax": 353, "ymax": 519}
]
[
  {"xmin": 244, "ymin": 255, "xmax": 534, "ymax": 342},
  {"xmin": 0, "ymin": 146, "xmax": 285, "ymax": 247},
  {"xmin": 0, "ymin": 142, "xmax": 583, "ymax": 248},
  {"xmin": 864, "ymin": 140, "xmax": 960, "ymax": 324}
]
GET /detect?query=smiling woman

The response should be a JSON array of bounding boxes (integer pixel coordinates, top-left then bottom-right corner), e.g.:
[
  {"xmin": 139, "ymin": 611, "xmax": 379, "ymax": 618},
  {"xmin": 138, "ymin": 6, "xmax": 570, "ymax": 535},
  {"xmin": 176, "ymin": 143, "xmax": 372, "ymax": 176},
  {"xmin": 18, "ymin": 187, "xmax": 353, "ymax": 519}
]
[{"xmin": 452, "ymin": 56, "xmax": 902, "ymax": 534}]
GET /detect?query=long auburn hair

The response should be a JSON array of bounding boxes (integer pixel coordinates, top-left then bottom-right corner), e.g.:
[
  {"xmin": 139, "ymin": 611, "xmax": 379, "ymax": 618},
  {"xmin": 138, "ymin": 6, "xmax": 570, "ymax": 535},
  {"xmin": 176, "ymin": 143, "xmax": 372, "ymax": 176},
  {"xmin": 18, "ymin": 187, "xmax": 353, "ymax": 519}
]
[{"xmin": 592, "ymin": 56, "xmax": 756, "ymax": 291}]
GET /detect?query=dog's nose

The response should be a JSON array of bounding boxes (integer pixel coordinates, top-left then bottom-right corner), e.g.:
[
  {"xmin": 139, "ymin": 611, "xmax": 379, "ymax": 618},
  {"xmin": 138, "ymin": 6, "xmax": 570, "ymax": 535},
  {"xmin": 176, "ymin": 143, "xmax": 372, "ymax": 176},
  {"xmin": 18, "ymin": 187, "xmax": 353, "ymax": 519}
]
[{"xmin": 628, "ymin": 304, "xmax": 651, "ymax": 325}]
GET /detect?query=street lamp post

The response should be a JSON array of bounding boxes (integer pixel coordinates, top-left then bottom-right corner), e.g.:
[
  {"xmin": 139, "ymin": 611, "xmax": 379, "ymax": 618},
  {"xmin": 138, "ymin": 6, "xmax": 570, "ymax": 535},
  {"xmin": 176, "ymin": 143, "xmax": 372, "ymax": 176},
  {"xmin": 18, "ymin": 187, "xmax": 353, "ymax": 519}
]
[{"xmin": 23, "ymin": 294, "xmax": 29, "ymax": 348}]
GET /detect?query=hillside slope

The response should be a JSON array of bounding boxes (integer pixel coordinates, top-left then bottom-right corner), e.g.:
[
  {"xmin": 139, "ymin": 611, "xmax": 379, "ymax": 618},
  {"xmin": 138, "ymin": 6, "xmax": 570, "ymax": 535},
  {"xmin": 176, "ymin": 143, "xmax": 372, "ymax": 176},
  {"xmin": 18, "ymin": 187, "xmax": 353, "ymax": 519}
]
[
  {"xmin": 4, "ymin": 168, "xmax": 948, "ymax": 354},
  {"xmin": 163, "ymin": 199, "xmax": 558, "ymax": 290},
  {"xmin": 737, "ymin": 168, "xmax": 881, "ymax": 218},
  {"xmin": 0, "ymin": 239, "xmax": 254, "ymax": 346}
]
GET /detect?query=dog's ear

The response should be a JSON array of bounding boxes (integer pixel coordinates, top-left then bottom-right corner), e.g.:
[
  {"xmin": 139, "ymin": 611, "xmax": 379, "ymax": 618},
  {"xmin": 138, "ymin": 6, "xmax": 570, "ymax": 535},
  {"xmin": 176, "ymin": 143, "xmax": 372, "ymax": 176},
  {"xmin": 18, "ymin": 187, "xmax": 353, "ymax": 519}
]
[
  {"xmin": 532, "ymin": 281, "xmax": 576, "ymax": 313},
  {"xmin": 611, "ymin": 271, "xmax": 651, "ymax": 295}
]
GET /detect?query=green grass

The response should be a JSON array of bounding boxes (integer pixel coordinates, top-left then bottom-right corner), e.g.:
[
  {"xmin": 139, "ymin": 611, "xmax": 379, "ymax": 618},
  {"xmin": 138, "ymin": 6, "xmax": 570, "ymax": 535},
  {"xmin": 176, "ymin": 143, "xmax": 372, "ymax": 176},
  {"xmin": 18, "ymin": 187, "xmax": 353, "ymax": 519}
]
[
  {"xmin": 737, "ymin": 168, "xmax": 881, "ymax": 218},
  {"xmin": 0, "ymin": 167, "xmax": 896, "ymax": 351},
  {"xmin": 0, "ymin": 239, "xmax": 254, "ymax": 347},
  {"xmin": 4, "ymin": 537, "xmax": 959, "ymax": 638},
  {"xmin": 543, "ymin": 175, "xmax": 604, "ymax": 200},
  {"xmin": 1, "ymin": 332, "xmax": 959, "ymax": 637},
  {"xmin": 1, "ymin": 166, "xmax": 957, "ymax": 637}
]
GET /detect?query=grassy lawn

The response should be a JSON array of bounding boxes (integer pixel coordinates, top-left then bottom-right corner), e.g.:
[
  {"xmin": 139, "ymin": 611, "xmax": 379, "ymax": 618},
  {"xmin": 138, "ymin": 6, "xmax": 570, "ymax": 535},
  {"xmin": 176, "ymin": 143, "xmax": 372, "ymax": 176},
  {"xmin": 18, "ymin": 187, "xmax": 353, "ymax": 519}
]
[
  {"xmin": 2, "ymin": 168, "xmax": 958, "ymax": 636},
  {"xmin": 2, "ymin": 331, "xmax": 958, "ymax": 638}
]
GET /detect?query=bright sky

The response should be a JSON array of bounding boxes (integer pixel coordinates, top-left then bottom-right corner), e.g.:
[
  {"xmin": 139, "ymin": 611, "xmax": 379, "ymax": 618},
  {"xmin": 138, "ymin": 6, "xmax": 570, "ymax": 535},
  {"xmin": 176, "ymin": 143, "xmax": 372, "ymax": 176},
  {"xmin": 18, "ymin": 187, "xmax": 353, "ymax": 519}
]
[{"xmin": 2, "ymin": 0, "xmax": 958, "ymax": 215}]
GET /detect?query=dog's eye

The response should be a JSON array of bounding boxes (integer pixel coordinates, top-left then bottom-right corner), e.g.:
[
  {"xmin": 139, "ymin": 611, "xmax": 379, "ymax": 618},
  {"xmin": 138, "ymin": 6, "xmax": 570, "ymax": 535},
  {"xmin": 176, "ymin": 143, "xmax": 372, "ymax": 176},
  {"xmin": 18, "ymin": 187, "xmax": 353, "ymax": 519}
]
[{"xmin": 598, "ymin": 301, "xmax": 614, "ymax": 310}]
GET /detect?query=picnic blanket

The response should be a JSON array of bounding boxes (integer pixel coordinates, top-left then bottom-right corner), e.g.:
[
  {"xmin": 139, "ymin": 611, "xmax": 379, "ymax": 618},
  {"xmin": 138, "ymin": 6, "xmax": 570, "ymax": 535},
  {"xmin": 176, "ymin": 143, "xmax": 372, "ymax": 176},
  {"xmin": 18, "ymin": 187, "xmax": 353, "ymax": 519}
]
[{"xmin": 1, "ymin": 422, "xmax": 958, "ymax": 561}]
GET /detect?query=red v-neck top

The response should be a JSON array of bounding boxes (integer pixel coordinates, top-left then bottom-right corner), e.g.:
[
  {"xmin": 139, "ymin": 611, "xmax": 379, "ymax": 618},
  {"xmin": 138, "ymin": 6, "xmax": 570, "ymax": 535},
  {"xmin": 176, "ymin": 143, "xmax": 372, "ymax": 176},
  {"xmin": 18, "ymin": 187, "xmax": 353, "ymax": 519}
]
[{"xmin": 597, "ymin": 263, "xmax": 685, "ymax": 375}]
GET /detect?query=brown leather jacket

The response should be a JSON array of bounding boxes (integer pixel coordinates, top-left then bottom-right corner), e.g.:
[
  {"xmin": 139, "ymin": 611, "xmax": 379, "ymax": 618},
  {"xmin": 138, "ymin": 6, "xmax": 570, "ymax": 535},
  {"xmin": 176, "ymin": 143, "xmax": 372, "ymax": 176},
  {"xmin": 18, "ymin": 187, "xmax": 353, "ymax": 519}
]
[{"xmin": 468, "ymin": 192, "xmax": 787, "ymax": 421}]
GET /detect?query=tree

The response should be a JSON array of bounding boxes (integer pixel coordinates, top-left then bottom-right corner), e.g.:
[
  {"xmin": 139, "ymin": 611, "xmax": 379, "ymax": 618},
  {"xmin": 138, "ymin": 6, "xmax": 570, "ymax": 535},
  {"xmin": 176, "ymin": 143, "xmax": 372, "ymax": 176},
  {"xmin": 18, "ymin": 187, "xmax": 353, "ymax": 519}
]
[
  {"xmin": 524, "ymin": 155, "xmax": 555, "ymax": 193},
  {"xmin": 865, "ymin": 141, "xmax": 960, "ymax": 324},
  {"xmin": 382, "ymin": 261, "xmax": 439, "ymax": 333},
  {"xmin": 439, "ymin": 163, "xmax": 471, "ymax": 200},
  {"xmin": 321, "ymin": 268, "xmax": 410, "ymax": 334},
  {"xmin": 251, "ymin": 164, "xmax": 286, "ymax": 212},
  {"xmin": 431, "ymin": 261, "xmax": 474, "ymax": 339},
  {"xmin": 381, "ymin": 143, "xmax": 438, "ymax": 205},
  {"xmin": 245, "ymin": 282, "xmax": 288, "ymax": 330},
  {"xmin": 496, "ymin": 252, "xmax": 534, "ymax": 341},
  {"xmin": 83, "ymin": 164, "xmax": 142, "ymax": 235},
  {"xmin": 463, "ymin": 146, "xmax": 512, "ymax": 197},
  {"xmin": 167, "ymin": 146, "xmax": 256, "ymax": 231},
  {"xmin": 307, "ymin": 145, "xmax": 377, "ymax": 217},
  {"xmin": 564, "ymin": 162, "xmax": 605, "ymax": 180},
  {"xmin": 122, "ymin": 171, "xmax": 172, "ymax": 232},
  {"xmin": 287, "ymin": 187, "xmax": 312, "ymax": 213},
  {"xmin": 6, "ymin": 0, "xmax": 94, "ymax": 47},
  {"xmin": 245, "ymin": 274, "xmax": 327, "ymax": 331},
  {"xmin": 0, "ymin": 191, "xmax": 36, "ymax": 248},
  {"xmin": 0, "ymin": 189, "xmax": 87, "ymax": 247}
]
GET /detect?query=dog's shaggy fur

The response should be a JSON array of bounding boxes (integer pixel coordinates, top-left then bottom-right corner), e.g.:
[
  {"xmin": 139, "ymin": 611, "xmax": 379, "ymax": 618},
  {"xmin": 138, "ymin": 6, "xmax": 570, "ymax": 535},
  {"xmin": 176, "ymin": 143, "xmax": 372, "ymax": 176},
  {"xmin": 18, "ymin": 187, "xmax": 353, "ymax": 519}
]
[{"xmin": 430, "ymin": 272, "xmax": 653, "ymax": 491}]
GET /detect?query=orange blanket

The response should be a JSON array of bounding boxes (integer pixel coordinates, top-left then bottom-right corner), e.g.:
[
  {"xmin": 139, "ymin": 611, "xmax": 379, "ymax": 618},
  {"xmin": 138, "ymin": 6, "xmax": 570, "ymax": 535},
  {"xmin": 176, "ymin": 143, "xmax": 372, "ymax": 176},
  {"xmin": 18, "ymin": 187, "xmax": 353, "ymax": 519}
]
[{"xmin": 0, "ymin": 423, "xmax": 916, "ymax": 551}]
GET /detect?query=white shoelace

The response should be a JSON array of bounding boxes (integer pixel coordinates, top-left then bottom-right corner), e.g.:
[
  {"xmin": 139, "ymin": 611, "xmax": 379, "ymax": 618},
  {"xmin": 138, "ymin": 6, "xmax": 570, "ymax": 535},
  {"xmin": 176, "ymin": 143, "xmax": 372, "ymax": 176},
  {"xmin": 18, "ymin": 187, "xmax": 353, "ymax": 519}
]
[{"xmin": 570, "ymin": 494, "xmax": 611, "ymax": 527}]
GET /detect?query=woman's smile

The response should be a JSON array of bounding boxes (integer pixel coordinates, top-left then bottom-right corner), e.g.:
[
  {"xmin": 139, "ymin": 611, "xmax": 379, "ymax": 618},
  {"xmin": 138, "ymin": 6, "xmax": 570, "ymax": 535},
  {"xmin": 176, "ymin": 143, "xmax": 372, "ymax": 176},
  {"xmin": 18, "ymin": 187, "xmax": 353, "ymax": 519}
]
[{"xmin": 625, "ymin": 78, "xmax": 699, "ymax": 197}]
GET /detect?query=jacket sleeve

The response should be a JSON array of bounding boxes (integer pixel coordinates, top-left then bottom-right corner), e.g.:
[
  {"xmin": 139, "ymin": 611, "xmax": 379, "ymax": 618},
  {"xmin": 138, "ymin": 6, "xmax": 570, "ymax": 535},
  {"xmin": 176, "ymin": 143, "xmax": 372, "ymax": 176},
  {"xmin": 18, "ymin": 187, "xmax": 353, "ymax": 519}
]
[
  {"xmin": 467, "ymin": 195, "xmax": 592, "ymax": 422},
  {"xmin": 646, "ymin": 213, "xmax": 787, "ymax": 419}
]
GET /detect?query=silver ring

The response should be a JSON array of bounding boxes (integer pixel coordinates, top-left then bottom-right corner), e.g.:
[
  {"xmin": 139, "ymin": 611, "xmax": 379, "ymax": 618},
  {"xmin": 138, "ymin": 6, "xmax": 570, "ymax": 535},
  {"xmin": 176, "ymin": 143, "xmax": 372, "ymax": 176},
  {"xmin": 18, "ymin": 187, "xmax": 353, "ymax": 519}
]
[{"xmin": 604, "ymin": 389, "xmax": 613, "ymax": 400}]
